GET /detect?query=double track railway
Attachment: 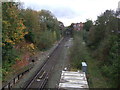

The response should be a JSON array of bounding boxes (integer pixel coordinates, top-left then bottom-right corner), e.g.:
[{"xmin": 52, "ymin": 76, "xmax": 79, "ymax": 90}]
[{"xmin": 24, "ymin": 37, "xmax": 69, "ymax": 89}]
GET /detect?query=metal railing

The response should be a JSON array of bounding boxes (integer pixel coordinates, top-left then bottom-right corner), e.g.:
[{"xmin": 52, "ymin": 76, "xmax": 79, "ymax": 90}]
[{"xmin": 2, "ymin": 64, "xmax": 33, "ymax": 90}]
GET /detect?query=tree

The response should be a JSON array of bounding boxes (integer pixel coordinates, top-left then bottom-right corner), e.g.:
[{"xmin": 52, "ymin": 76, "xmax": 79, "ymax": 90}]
[
  {"xmin": 83, "ymin": 19, "xmax": 93, "ymax": 31},
  {"xmin": 20, "ymin": 9, "xmax": 40, "ymax": 43},
  {"xmin": 85, "ymin": 10, "xmax": 119, "ymax": 87},
  {"xmin": 36, "ymin": 10, "xmax": 61, "ymax": 50},
  {"xmin": 2, "ymin": 2, "xmax": 27, "ymax": 74}
]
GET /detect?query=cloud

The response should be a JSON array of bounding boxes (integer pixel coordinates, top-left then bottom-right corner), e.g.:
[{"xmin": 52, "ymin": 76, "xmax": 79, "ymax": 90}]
[
  {"xmin": 52, "ymin": 8, "xmax": 78, "ymax": 19},
  {"xmin": 20, "ymin": 0, "xmax": 119, "ymax": 26}
]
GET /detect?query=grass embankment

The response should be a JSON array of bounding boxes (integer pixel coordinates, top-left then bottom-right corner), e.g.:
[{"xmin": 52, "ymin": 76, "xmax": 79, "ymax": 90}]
[
  {"xmin": 69, "ymin": 31, "xmax": 111, "ymax": 88},
  {"xmin": 86, "ymin": 57, "xmax": 110, "ymax": 88}
]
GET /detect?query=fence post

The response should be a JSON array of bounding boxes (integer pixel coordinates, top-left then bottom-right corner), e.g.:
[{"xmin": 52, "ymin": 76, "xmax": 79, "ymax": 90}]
[
  {"xmin": 13, "ymin": 78, "xmax": 15, "ymax": 84},
  {"xmin": 18, "ymin": 75, "xmax": 20, "ymax": 80},
  {"xmin": 8, "ymin": 83, "xmax": 10, "ymax": 90}
]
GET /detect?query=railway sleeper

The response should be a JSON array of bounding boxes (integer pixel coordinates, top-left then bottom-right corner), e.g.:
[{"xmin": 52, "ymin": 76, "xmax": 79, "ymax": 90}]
[{"xmin": 37, "ymin": 71, "xmax": 46, "ymax": 81}]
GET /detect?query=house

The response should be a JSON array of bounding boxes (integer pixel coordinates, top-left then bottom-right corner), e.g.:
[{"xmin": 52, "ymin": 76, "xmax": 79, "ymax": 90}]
[{"xmin": 73, "ymin": 22, "xmax": 84, "ymax": 31}]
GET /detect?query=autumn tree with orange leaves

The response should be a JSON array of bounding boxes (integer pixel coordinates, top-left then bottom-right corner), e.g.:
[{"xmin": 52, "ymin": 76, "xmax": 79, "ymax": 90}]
[{"xmin": 2, "ymin": 2, "xmax": 28, "ymax": 75}]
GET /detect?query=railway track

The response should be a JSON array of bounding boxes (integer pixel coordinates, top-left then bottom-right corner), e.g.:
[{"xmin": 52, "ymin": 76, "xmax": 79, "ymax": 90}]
[{"xmin": 24, "ymin": 37, "xmax": 69, "ymax": 89}]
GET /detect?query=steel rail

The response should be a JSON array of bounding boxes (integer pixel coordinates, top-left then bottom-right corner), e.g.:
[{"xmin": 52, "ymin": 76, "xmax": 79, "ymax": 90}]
[{"xmin": 24, "ymin": 37, "xmax": 66, "ymax": 89}]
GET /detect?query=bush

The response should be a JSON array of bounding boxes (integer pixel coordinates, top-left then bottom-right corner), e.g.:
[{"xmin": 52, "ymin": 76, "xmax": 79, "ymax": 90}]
[
  {"xmin": 37, "ymin": 31, "xmax": 54, "ymax": 50},
  {"xmin": 2, "ymin": 47, "xmax": 21, "ymax": 78},
  {"xmin": 70, "ymin": 31, "xmax": 89, "ymax": 69}
]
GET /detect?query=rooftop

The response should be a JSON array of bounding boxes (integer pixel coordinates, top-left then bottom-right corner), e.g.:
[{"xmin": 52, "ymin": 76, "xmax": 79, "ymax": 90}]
[
  {"xmin": 82, "ymin": 62, "xmax": 87, "ymax": 66},
  {"xmin": 59, "ymin": 70, "xmax": 89, "ymax": 89}
]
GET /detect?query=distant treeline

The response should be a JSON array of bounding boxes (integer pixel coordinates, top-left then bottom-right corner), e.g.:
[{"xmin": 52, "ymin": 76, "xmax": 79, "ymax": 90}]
[{"xmin": 2, "ymin": 2, "xmax": 62, "ymax": 78}]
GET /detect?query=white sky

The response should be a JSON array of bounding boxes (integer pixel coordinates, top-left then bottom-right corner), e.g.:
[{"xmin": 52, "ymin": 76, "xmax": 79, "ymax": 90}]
[{"xmin": 19, "ymin": 0, "xmax": 119, "ymax": 26}]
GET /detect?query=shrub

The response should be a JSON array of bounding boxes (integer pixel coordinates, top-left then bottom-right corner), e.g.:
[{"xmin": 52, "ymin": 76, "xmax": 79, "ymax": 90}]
[
  {"xmin": 70, "ymin": 31, "xmax": 89, "ymax": 69},
  {"xmin": 37, "ymin": 31, "xmax": 54, "ymax": 50}
]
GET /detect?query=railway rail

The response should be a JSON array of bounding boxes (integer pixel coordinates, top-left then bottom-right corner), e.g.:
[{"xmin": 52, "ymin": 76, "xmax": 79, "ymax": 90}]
[{"xmin": 23, "ymin": 37, "xmax": 69, "ymax": 89}]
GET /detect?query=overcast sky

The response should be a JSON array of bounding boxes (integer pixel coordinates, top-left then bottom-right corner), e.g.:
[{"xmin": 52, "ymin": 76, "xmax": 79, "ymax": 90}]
[{"xmin": 20, "ymin": 0, "xmax": 119, "ymax": 26}]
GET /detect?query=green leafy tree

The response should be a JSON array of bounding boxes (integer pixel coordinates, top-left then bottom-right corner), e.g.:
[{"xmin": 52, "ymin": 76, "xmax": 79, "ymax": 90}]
[
  {"xmin": 20, "ymin": 9, "xmax": 40, "ymax": 43},
  {"xmin": 83, "ymin": 19, "xmax": 93, "ymax": 31},
  {"xmin": 85, "ymin": 10, "xmax": 119, "ymax": 87},
  {"xmin": 37, "ymin": 10, "xmax": 61, "ymax": 50}
]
